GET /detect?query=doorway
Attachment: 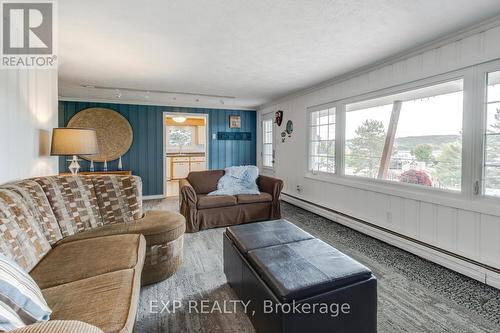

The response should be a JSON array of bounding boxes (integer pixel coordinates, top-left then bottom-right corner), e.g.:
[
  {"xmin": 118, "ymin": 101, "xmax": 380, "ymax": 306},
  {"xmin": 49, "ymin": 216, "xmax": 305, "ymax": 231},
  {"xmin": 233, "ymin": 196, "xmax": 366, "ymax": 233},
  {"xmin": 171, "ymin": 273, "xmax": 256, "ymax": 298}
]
[{"xmin": 163, "ymin": 113, "xmax": 209, "ymax": 197}]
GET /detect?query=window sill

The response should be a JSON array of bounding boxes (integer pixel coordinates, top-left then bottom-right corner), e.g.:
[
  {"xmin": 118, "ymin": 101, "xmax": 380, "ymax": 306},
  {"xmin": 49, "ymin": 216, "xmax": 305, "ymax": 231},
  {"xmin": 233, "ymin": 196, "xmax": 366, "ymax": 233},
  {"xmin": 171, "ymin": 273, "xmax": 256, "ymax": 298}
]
[{"xmin": 304, "ymin": 171, "xmax": 500, "ymax": 216}]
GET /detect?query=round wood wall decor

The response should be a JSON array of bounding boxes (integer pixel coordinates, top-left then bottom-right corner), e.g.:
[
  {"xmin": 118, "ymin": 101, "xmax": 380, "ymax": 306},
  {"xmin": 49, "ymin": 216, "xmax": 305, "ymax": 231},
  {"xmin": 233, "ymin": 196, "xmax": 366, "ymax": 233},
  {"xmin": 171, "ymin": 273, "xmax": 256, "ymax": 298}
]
[{"xmin": 67, "ymin": 108, "xmax": 133, "ymax": 162}]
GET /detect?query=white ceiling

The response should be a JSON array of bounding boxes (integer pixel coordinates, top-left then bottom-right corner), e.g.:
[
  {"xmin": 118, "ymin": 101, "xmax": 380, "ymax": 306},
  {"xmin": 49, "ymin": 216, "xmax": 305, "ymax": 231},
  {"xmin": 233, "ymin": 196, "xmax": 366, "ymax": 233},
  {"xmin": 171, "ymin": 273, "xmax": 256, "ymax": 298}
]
[{"xmin": 58, "ymin": 0, "xmax": 500, "ymax": 109}]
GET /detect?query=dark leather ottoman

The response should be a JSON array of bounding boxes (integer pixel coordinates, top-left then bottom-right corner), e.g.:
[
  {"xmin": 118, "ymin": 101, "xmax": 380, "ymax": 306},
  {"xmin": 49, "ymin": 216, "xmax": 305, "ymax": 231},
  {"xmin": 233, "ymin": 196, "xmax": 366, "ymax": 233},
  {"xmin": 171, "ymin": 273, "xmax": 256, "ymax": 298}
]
[{"xmin": 223, "ymin": 219, "xmax": 377, "ymax": 333}]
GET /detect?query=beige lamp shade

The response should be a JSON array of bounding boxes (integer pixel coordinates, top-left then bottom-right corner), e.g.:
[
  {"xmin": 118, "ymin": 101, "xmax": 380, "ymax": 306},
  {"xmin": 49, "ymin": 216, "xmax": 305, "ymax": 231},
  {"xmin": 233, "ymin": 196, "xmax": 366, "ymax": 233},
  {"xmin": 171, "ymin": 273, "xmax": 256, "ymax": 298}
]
[{"xmin": 51, "ymin": 128, "xmax": 99, "ymax": 156}]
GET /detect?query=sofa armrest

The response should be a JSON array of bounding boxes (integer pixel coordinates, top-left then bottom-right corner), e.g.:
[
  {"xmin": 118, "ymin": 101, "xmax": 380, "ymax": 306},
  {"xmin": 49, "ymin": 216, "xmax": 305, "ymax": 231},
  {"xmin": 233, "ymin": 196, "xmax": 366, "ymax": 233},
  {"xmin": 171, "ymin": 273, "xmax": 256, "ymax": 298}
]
[
  {"xmin": 179, "ymin": 179, "xmax": 199, "ymax": 232},
  {"xmin": 258, "ymin": 175, "xmax": 284, "ymax": 199},
  {"xmin": 179, "ymin": 179, "xmax": 197, "ymax": 208},
  {"xmin": 257, "ymin": 175, "xmax": 284, "ymax": 219},
  {"xmin": 10, "ymin": 321, "xmax": 103, "ymax": 333}
]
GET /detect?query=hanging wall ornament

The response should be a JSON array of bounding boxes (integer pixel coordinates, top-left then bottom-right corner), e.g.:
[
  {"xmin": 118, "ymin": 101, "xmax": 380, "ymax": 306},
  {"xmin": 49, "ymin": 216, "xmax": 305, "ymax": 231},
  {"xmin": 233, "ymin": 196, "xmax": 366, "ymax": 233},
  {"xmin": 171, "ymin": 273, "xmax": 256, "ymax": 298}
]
[
  {"xmin": 275, "ymin": 110, "xmax": 283, "ymax": 126},
  {"xmin": 281, "ymin": 131, "xmax": 286, "ymax": 143},
  {"xmin": 286, "ymin": 120, "xmax": 294, "ymax": 137}
]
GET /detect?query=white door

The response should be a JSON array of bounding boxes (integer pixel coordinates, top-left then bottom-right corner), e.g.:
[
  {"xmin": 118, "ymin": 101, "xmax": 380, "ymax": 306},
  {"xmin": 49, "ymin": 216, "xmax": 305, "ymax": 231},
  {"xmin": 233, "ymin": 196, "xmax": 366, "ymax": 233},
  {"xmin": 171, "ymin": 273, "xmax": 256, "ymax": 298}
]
[{"xmin": 261, "ymin": 113, "xmax": 275, "ymax": 170}]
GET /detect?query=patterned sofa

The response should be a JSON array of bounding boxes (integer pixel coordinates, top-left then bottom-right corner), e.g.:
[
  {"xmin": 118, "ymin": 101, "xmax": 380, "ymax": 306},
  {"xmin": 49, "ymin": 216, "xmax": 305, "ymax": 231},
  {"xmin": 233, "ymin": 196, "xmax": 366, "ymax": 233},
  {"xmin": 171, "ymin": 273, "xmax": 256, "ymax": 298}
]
[{"xmin": 0, "ymin": 175, "xmax": 186, "ymax": 333}]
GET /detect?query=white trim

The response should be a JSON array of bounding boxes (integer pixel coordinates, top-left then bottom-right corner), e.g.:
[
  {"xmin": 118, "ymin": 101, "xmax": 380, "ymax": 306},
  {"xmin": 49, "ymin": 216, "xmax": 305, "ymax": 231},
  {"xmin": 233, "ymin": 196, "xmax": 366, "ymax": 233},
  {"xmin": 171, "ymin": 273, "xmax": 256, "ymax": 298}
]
[
  {"xmin": 163, "ymin": 112, "xmax": 210, "ymax": 197},
  {"xmin": 59, "ymin": 96, "xmax": 257, "ymax": 111},
  {"xmin": 303, "ymin": 70, "xmax": 471, "ymax": 202},
  {"xmin": 281, "ymin": 193, "xmax": 500, "ymax": 289},
  {"xmin": 475, "ymin": 60, "xmax": 500, "ymax": 200},
  {"xmin": 306, "ymin": 101, "xmax": 339, "ymax": 113},
  {"xmin": 258, "ymin": 14, "xmax": 500, "ymax": 109},
  {"xmin": 340, "ymin": 70, "xmax": 467, "ymax": 106},
  {"xmin": 303, "ymin": 171, "xmax": 500, "ymax": 216},
  {"xmin": 143, "ymin": 194, "xmax": 166, "ymax": 200},
  {"xmin": 260, "ymin": 113, "xmax": 275, "ymax": 171},
  {"xmin": 307, "ymin": 107, "xmax": 337, "ymax": 174}
]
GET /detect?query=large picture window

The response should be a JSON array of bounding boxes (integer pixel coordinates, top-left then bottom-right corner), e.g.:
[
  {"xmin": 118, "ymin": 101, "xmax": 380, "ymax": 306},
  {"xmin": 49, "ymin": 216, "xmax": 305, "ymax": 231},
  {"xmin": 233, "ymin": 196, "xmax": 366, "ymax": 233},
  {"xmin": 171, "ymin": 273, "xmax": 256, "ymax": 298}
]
[
  {"xmin": 345, "ymin": 79, "xmax": 464, "ymax": 191},
  {"xmin": 484, "ymin": 70, "xmax": 500, "ymax": 196},
  {"xmin": 262, "ymin": 119, "xmax": 274, "ymax": 168},
  {"xmin": 309, "ymin": 107, "xmax": 336, "ymax": 173}
]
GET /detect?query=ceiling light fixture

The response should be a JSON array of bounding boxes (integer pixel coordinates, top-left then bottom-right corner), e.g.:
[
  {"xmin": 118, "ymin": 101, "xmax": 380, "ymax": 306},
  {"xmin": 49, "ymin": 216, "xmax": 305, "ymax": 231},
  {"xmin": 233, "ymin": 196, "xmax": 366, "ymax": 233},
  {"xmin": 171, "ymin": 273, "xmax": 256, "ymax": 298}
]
[{"xmin": 172, "ymin": 116, "xmax": 187, "ymax": 123}]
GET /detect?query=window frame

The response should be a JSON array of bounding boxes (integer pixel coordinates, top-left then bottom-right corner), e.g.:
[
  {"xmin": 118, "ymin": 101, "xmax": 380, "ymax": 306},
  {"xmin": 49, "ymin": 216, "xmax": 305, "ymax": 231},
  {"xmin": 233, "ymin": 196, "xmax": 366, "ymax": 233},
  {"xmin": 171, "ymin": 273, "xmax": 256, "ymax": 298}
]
[
  {"xmin": 305, "ymin": 69, "xmax": 474, "ymax": 204},
  {"xmin": 473, "ymin": 59, "xmax": 500, "ymax": 203},
  {"xmin": 261, "ymin": 113, "xmax": 275, "ymax": 171},
  {"xmin": 307, "ymin": 103, "xmax": 338, "ymax": 175}
]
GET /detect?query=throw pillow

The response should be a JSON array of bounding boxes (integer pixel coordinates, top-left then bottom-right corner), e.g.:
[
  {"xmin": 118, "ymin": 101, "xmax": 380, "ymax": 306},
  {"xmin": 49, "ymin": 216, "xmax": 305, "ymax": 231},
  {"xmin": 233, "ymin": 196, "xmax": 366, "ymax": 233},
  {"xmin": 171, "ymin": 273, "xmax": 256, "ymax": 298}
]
[
  {"xmin": 0, "ymin": 254, "xmax": 51, "ymax": 327},
  {"xmin": 0, "ymin": 300, "xmax": 25, "ymax": 331}
]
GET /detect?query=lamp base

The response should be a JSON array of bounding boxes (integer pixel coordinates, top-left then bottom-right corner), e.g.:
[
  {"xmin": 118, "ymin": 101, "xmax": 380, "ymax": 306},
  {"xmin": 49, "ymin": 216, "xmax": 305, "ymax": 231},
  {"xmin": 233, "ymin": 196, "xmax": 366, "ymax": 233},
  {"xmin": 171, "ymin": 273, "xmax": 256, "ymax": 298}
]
[{"xmin": 68, "ymin": 155, "xmax": 81, "ymax": 175}]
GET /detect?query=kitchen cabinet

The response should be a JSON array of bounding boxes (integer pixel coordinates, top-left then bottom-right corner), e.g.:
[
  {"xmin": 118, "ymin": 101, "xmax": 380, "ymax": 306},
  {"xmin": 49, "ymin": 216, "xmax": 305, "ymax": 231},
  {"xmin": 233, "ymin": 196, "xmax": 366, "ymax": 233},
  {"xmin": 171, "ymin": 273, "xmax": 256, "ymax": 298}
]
[
  {"xmin": 168, "ymin": 155, "xmax": 207, "ymax": 179},
  {"xmin": 172, "ymin": 161, "xmax": 190, "ymax": 179},
  {"xmin": 166, "ymin": 157, "xmax": 171, "ymax": 180},
  {"xmin": 190, "ymin": 161, "xmax": 206, "ymax": 172}
]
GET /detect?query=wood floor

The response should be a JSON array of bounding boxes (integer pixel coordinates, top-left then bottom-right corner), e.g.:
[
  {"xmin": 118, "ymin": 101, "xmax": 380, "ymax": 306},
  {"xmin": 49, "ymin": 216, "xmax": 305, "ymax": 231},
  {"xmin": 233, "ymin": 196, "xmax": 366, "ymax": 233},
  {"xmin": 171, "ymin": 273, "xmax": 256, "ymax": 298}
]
[{"xmin": 138, "ymin": 198, "xmax": 500, "ymax": 333}]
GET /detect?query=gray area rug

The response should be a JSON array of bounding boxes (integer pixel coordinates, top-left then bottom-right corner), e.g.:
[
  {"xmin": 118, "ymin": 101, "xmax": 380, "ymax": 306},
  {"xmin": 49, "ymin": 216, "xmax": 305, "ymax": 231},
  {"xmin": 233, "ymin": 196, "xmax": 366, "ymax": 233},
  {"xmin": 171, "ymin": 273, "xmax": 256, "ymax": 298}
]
[{"xmin": 138, "ymin": 199, "xmax": 500, "ymax": 333}]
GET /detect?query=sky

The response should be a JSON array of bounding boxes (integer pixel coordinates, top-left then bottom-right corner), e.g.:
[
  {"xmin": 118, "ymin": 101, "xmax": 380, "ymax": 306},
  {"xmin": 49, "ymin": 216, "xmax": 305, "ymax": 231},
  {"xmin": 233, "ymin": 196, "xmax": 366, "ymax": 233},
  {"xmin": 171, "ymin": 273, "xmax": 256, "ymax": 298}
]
[{"xmin": 345, "ymin": 91, "xmax": 464, "ymax": 140}]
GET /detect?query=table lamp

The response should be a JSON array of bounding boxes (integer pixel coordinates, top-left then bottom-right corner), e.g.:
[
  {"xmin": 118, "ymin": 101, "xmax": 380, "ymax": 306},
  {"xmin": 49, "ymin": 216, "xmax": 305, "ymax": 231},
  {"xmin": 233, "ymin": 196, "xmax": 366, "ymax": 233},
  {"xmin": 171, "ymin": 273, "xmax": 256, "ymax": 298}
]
[{"xmin": 51, "ymin": 128, "xmax": 99, "ymax": 175}]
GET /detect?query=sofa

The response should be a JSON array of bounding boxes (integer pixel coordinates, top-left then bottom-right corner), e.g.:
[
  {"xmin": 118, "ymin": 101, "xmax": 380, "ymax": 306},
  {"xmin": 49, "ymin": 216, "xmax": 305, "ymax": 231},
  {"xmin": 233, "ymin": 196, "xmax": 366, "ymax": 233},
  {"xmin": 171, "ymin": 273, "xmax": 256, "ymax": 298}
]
[
  {"xmin": 0, "ymin": 175, "xmax": 186, "ymax": 333},
  {"xmin": 179, "ymin": 170, "xmax": 283, "ymax": 232}
]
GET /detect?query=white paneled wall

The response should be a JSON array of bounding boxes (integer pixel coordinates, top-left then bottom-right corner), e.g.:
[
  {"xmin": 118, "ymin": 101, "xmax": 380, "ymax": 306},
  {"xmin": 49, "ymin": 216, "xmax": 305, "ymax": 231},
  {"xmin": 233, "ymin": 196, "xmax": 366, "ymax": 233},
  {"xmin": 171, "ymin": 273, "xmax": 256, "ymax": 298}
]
[
  {"xmin": 0, "ymin": 68, "xmax": 58, "ymax": 184},
  {"xmin": 258, "ymin": 22, "xmax": 500, "ymax": 287}
]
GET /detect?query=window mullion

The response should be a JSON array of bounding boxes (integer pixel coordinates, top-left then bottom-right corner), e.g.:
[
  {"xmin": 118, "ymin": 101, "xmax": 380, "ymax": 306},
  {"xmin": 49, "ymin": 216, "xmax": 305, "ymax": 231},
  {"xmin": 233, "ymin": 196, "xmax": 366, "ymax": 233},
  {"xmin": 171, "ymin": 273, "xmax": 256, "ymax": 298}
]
[
  {"xmin": 466, "ymin": 66, "xmax": 483, "ymax": 198},
  {"xmin": 336, "ymin": 103, "xmax": 346, "ymax": 176}
]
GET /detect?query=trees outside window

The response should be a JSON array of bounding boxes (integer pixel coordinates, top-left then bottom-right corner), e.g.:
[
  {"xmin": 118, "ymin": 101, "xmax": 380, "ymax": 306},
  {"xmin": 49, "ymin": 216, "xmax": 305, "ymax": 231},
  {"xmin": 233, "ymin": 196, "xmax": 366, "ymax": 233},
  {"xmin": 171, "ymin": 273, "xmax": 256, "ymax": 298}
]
[{"xmin": 345, "ymin": 79, "xmax": 463, "ymax": 191}]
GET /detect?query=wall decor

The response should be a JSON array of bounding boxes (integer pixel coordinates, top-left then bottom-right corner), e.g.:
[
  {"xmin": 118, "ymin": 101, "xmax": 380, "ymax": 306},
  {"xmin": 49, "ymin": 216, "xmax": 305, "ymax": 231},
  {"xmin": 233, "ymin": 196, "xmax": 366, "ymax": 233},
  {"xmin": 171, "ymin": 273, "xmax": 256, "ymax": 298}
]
[
  {"xmin": 118, "ymin": 156, "xmax": 123, "ymax": 171},
  {"xmin": 275, "ymin": 110, "xmax": 283, "ymax": 126},
  {"xmin": 67, "ymin": 107, "xmax": 133, "ymax": 162},
  {"xmin": 281, "ymin": 131, "xmax": 286, "ymax": 143},
  {"xmin": 60, "ymin": 101, "xmax": 257, "ymax": 196},
  {"xmin": 286, "ymin": 120, "xmax": 294, "ymax": 137},
  {"xmin": 217, "ymin": 132, "xmax": 252, "ymax": 141},
  {"xmin": 229, "ymin": 115, "xmax": 241, "ymax": 128}
]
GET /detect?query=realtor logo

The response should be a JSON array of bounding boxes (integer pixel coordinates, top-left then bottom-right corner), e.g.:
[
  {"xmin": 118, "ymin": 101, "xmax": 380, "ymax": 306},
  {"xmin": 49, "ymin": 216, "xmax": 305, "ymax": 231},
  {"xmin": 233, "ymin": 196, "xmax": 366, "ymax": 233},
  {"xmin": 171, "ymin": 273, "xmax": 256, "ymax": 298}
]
[{"xmin": 1, "ymin": 0, "xmax": 57, "ymax": 68}]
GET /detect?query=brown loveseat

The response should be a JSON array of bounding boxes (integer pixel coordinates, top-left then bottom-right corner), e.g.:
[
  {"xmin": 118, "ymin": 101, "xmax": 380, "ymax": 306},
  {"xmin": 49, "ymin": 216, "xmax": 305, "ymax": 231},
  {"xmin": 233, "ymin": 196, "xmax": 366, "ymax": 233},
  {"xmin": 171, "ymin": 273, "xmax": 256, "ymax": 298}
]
[
  {"xmin": 179, "ymin": 170, "xmax": 283, "ymax": 232},
  {"xmin": 0, "ymin": 175, "xmax": 186, "ymax": 333}
]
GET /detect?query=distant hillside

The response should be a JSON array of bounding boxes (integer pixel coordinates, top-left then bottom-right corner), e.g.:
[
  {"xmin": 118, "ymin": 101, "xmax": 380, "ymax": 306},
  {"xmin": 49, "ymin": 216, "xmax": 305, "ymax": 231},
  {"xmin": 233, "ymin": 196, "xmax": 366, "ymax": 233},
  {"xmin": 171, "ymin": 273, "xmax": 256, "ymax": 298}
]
[
  {"xmin": 394, "ymin": 135, "xmax": 460, "ymax": 151},
  {"xmin": 346, "ymin": 134, "xmax": 461, "ymax": 151}
]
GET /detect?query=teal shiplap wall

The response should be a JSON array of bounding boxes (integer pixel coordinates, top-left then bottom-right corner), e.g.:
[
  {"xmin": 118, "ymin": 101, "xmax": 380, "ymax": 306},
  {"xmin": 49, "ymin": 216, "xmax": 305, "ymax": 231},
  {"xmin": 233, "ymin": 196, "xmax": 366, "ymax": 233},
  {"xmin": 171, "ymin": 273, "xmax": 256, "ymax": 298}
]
[{"xmin": 58, "ymin": 101, "xmax": 257, "ymax": 196}]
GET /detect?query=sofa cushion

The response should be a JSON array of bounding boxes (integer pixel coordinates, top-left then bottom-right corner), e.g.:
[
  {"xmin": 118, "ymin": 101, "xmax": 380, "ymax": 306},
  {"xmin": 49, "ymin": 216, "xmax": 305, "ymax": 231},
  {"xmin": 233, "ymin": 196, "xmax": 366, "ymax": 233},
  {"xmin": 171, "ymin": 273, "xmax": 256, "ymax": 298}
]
[
  {"xmin": 197, "ymin": 194, "xmax": 237, "ymax": 209},
  {"xmin": 236, "ymin": 193, "xmax": 273, "ymax": 204},
  {"xmin": 0, "ymin": 190, "xmax": 51, "ymax": 271},
  {"xmin": 187, "ymin": 170, "xmax": 224, "ymax": 194},
  {"xmin": 56, "ymin": 211, "xmax": 185, "ymax": 246},
  {"xmin": 42, "ymin": 269, "xmax": 140, "ymax": 333},
  {"xmin": 34, "ymin": 176, "xmax": 102, "ymax": 237},
  {"xmin": 247, "ymin": 238, "xmax": 372, "ymax": 302},
  {"xmin": 30, "ymin": 234, "xmax": 146, "ymax": 289},
  {"xmin": 9, "ymin": 320, "xmax": 104, "ymax": 333},
  {"xmin": 2, "ymin": 180, "xmax": 62, "ymax": 245},
  {"xmin": 89, "ymin": 176, "xmax": 143, "ymax": 225}
]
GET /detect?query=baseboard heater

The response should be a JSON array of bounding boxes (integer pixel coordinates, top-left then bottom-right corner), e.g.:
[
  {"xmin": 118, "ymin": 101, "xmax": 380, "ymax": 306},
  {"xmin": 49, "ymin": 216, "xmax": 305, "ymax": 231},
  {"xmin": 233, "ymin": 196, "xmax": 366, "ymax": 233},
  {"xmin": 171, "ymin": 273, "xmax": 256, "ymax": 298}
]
[{"xmin": 281, "ymin": 192, "xmax": 500, "ymax": 287}]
